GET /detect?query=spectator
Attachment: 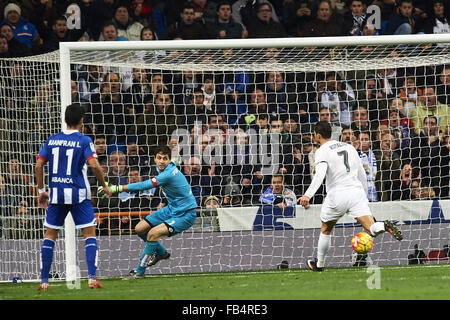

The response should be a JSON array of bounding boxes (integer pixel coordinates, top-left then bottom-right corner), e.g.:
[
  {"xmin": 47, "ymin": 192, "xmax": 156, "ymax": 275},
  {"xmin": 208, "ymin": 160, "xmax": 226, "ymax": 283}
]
[
  {"xmin": 383, "ymin": 97, "xmax": 415, "ymax": 129},
  {"xmin": 1, "ymin": 199, "xmax": 43, "ymax": 239},
  {"xmin": 318, "ymin": 106, "xmax": 342, "ymax": 140},
  {"xmin": 283, "ymin": 117, "xmax": 302, "ymax": 146},
  {"xmin": 93, "ymin": 134, "xmax": 108, "ymax": 168},
  {"xmin": 303, "ymin": 0, "xmax": 344, "ymax": 37},
  {"xmin": 259, "ymin": 174, "xmax": 296, "ymax": 210},
  {"xmin": 36, "ymin": 15, "xmax": 83, "ymax": 54},
  {"xmin": 417, "ymin": 115, "xmax": 448, "ymax": 197},
  {"xmin": 88, "ymin": 71, "xmax": 133, "ymax": 144},
  {"xmin": 384, "ymin": 0, "xmax": 420, "ymax": 35},
  {"xmin": 437, "ymin": 64, "xmax": 450, "ymax": 105},
  {"xmin": 78, "ymin": 64, "xmax": 104, "ymax": 102},
  {"xmin": 130, "ymin": 0, "xmax": 159, "ymax": 31},
  {"xmin": 4, "ymin": 154, "xmax": 32, "ymax": 187},
  {"xmin": 27, "ymin": 80, "xmax": 60, "ymax": 154},
  {"xmin": 191, "ymin": 0, "xmax": 219, "ymax": 25},
  {"xmin": 90, "ymin": 0, "xmax": 121, "ymax": 40},
  {"xmin": 233, "ymin": 0, "xmax": 280, "ymax": 28},
  {"xmin": 351, "ymin": 105, "xmax": 374, "ymax": 133},
  {"xmin": 183, "ymin": 88, "xmax": 209, "ymax": 129},
  {"xmin": 342, "ymin": 0, "xmax": 369, "ymax": 36},
  {"xmin": 207, "ymin": 0, "xmax": 245, "ymax": 39},
  {"xmin": 375, "ymin": 132, "xmax": 402, "ymax": 201},
  {"xmin": 356, "ymin": 131, "xmax": 379, "ymax": 202},
  {"xmin": 442, "ymin": 133, "xmax": 450, "ymax": 198},
  {"xmin": 148, "ymin": 71, "xmax": 169, "ymax": 95},
  {"xmin": 228, "ymin": 128, "xmax": 262, "ymax": 205},
  {"xmin": 112, "ymin": 4, "xmax": 144, "ymax": 41},
  {"xmin": 203, "ymin": 195, "xmax": 221, "ymax": 209},
  {"xmin": 375, "ymin": 67, "xmax": 400, "ymax": 100},
  {"xmin": 385, "ymin": 107, "xmax": 418, "ymax": 158},
  {"xmin": 1, "ymin": 2, "xmax": 40, "ymax": 49},
  {"xmin": 182, "ymin": 155, "xmax": 221, "ymax": 206},
  {"xmin": 262, "ymin": 70, "xmax": 299, "ymax": 116},
  {"xmin": 163, "ymin": 0, "xmax": 188, "ymax": 27},
  {"xmin": 245, "ymin": 2, "xmax": 287, "ymax": 38},
  {"xmin": 173, "ymin": 70, "xmax": 201, "ymax": 105},
  {"xmin": 356, "ymin": 76, "xmax": 388, "ymax": 124},
  {"xmin": 100, "ymin": 20, "xmax": 128, "ymax": 41},
  {"xmin": 340, "ymin": 125, "xmax": 356, "ymax": 144},
  {"xmin": 162, "ymin": 3, "xmax": 213, "ymax": 39},
  {"xmin": 417, "ymin": 0, "xmax": 449, "ymax": 45},
  {"xmin": 410, "ymin": 177, "xmax": 437, "ymax": 200},
  {"xmin": 282, "ymin": 0, "xmax": 313, "ymax": 37},
  {"xmin": 127, "ymin": 67, "xmax": 151, "ymax": 112},
  {"xmin": 370, "ymin": 0, "xmax": 397, "ymax": 23},
  {"xmin": 398, "ymin": 73, "xmax": 423, "ymax": 115},
  {"xmin": 0, "ymin": 34, "xmax": 10, "ymax": 57},
  {"xmin": 399, "ymin": 161, "xmax": 421, "ymax": 200},
  {"xmin": 131, "ymin": 91, "xmax": 180, "ymax": 151},
  {"xmin": 200, "ymin": 73, "xmax": 227, "ymax": 117},
  {"xmin": 0, "ymin": 23, "xmax": 31, "ymax": 57},
  {"xmin": 125, "ymin": 135, "xmax": 151, "ymax": 175},
  {"xmin": 86, "ymin": 134, "xmax": 109, "ymax": 198},
  {"xmin": 319, "ymin": 72, "xmax": 356, "ymax": 127},
  {"xmin": 410, "ymin": 86, "xmax": 450, "ymax": 135},
  {"xmin": 235, "ymin": 88, "xmax": 275, "ymax": 130}
]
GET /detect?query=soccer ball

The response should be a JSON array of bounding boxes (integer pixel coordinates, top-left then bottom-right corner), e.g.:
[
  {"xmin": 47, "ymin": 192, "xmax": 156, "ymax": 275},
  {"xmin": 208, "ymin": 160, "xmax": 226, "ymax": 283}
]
[{"xmin": 351, "ymin": 232, "xmax": 373, "ymax": 254}]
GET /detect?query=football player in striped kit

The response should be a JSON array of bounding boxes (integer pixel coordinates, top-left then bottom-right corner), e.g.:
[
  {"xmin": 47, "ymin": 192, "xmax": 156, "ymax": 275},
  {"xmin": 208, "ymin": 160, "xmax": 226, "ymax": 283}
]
[{"xmin": 35, "ymin": 103, "xmax": 111, "ymax": 290}]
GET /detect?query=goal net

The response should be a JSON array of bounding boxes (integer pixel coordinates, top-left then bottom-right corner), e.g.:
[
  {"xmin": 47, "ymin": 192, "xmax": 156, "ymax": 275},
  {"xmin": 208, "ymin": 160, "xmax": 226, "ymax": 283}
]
[{"xmin": 1, "ymin": 35, "xmax": 450, "ymax": 282}]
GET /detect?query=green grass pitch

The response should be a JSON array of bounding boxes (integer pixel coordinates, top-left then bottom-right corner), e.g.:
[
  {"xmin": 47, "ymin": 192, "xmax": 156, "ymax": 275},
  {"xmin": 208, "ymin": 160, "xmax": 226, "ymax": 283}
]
[{"xmin": 1, "ymin": 264, "xmax": 449, "ymax": 300}]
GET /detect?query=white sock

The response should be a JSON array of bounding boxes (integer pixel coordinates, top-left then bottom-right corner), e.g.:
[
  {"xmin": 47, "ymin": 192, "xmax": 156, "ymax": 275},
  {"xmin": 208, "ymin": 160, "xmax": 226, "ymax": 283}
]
[
  {"xmin": 317, "ymin": 233, "xmax": 331, "ymax": 268},
  {"xmin": 370, "ymin": 222, "xmax": 385, "ymax": 237}
]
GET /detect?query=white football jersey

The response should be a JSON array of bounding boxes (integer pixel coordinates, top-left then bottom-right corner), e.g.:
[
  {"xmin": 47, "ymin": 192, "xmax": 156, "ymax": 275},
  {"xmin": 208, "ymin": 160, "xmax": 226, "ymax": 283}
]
[{"xmin": 314, "ymin": 140, "xmax": 365, "ymax": 194}]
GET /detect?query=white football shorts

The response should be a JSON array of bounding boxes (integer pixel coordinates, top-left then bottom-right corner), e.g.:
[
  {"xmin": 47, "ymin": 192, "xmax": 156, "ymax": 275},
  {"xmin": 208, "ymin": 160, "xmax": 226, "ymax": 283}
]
[{"xmin": 320, "ymin": 187, "xmax": 372, "ymax": 222}]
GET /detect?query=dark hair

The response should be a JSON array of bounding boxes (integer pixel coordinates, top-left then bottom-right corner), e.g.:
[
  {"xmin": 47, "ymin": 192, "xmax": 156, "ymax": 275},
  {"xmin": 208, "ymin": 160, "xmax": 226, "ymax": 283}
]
[
  {"xmin": 154, "ymin": 145, "xmax": 171, "ymax": 156},
  {"xmin": 140, "ymin": 26, "xmax": 156, "ymax": 40},
  {"xmin": 314, "ymin": 121, "xmax": 332, "ymax": 139},
  {"xmin": 181, "ymin": 3, "xmax": 195, "ymax": 12},
  {"xmin": 102, "ymin": 20, "xmax": 117, "ymax": 32},
  {"xmin": 65, "ymin": 103, "xmax": 84, "ymax": 127},
  {"xmin": 271, "ymin": 174, "xmax": 284, "ymax": 182},
  {"xmin": 217, "ymin": 1, "xmax": 232, "ymax": 12},
  {"xmin": 94, "ymin": 134, "xmax": 106, "ymax": 141}
]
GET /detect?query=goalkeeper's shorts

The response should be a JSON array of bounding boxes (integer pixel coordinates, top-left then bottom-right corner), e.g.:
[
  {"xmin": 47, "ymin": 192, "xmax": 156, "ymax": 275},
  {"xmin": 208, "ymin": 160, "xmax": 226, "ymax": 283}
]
[
  {"xmin": 44, "ymin": 200, "xmax": 97, "ymax": 230},
  {"xmin": 144, "ymin": 206, "xmax": 197, "ymax": 237}
]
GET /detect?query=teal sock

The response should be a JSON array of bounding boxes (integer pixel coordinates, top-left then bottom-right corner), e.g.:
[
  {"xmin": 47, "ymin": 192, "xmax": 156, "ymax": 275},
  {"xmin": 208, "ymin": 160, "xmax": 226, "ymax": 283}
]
[
  {"xmin": 136, "ymin": 241, "xmax": 158, "ymax": 275},
  {"xmin": 155, "ymin": 241, "xmax": 167, "ymax": 256}
]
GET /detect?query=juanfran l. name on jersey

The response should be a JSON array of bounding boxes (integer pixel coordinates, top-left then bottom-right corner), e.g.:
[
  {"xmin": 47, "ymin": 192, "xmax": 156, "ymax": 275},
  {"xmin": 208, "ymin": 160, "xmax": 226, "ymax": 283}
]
[{"xmin": 48, "ymin": 140, "xmax": 81, "ymax": 148}]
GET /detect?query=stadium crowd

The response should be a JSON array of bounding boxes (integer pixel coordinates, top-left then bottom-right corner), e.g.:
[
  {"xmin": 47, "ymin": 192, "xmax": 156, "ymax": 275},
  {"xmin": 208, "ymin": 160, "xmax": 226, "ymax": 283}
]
[{"xmin": 0, "ymin": 0, "xmax": 450, "ymax": 236}]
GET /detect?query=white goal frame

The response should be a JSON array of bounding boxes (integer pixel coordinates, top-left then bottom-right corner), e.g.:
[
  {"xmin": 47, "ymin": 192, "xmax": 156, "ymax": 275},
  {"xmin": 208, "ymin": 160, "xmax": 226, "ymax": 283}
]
[{"xmin": 59, "ymin": 33, "xmax": 450, "ymax": 282}]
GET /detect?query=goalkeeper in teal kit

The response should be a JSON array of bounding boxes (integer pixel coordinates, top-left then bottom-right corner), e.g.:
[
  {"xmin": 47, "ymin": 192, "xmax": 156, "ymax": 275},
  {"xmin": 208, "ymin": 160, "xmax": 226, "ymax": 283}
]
[{"xmin": 98, "ymin": 145, "xmax": 197, "ymax": 277}]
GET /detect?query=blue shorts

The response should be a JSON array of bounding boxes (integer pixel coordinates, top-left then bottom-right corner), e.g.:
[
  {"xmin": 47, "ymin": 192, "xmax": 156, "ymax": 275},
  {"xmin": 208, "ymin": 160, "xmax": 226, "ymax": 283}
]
[
  {"xmin": 145, "ymin": 206, "xmax": 197, "ymax": 237},
  {"xmin": 44, "ymin": 200, "xmax": 97, "ymax": 230}
]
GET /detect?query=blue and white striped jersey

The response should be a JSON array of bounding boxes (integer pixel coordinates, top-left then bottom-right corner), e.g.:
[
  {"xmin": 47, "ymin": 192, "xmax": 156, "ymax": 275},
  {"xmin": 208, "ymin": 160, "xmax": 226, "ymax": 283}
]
[{"xmin": 38, "ymin": 129, "xmax": 97, "ymax": 205}]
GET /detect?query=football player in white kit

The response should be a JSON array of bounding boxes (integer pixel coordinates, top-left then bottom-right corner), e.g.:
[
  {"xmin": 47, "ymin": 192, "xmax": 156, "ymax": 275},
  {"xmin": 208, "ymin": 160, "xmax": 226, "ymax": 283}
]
[{"xmin": 298, "ymin": 121, "xmax": 403, "ymax": 272}]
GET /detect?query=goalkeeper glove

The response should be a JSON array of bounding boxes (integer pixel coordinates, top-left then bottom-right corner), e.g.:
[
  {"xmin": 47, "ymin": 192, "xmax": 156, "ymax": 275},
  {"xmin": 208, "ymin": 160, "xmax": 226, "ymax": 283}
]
[{"xmin": 97, "ymin": 182, "xmax": 123, "ymax": 199}]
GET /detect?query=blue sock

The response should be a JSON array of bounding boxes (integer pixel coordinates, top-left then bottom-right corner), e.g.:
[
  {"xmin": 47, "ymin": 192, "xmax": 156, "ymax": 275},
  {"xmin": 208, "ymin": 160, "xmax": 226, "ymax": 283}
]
[
  {"xmin": 136, "ymin": 241, "xmax": 158, "ymax": 275},
  {"xmin": 155, "ymin": 241, "xmax": 167, "ymax": 256},
  {"xmin": 40, "ymin": 238, "xmax": 55, "ymax": 284},
  {"xmin": 85, "ymin": 237, "xmax": 98, "ymax": 280}
]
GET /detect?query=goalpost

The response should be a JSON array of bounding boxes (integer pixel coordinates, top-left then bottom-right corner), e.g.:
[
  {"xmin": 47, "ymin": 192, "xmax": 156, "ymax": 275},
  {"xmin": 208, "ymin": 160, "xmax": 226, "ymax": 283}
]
[{"xmin": 1, "ymin": 34, "xmax": 450, "ymax": 282}]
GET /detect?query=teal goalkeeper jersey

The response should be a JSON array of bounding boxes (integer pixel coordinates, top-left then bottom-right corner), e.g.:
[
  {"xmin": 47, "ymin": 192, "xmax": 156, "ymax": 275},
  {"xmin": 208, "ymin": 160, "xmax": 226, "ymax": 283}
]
[{"xmin": 127, "ymin": 162, "xmax": 197, "ymax": 214}]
